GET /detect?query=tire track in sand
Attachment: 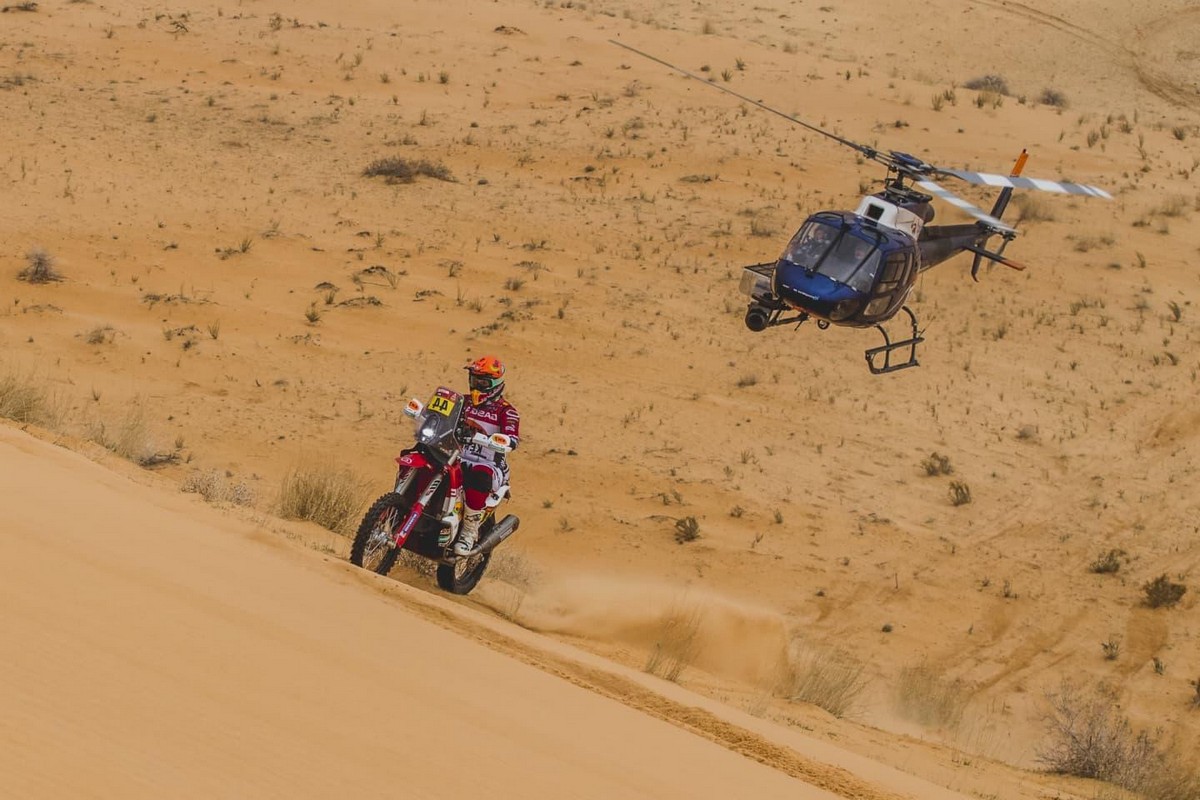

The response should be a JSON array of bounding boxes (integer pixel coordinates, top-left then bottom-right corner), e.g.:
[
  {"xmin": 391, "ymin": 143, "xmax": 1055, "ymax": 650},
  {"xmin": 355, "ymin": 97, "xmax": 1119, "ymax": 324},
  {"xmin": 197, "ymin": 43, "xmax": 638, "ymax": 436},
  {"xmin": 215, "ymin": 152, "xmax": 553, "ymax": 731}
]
[
  {"xmin": 352, "ymin": 571, "xmax": 916, "ymax": 800},
  {"xmin": 966, "ymin": 0, "xmax": 1200, "ymax": 110}
]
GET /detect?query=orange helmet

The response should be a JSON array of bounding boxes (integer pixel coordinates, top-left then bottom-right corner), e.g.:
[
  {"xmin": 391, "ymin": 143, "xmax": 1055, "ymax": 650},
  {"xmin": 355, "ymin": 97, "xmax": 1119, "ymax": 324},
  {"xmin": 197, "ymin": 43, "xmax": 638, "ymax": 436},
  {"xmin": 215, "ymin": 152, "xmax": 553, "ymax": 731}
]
[{"xmin": 465, "ymin": 355, "xmax": 505, "ymax": 406}]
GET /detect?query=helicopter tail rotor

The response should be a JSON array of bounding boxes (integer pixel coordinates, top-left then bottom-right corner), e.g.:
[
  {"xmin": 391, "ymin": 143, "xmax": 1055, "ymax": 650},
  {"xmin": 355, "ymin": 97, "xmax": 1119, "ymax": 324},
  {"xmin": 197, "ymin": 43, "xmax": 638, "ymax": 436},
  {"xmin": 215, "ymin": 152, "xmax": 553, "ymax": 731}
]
[
  {"xmin": 987, "ymin": 149, "xmax": 1029, "ymax": 223},
  {"xmin": 965, "ymin": 243, "xmax": 1029, "ymax": 281}
]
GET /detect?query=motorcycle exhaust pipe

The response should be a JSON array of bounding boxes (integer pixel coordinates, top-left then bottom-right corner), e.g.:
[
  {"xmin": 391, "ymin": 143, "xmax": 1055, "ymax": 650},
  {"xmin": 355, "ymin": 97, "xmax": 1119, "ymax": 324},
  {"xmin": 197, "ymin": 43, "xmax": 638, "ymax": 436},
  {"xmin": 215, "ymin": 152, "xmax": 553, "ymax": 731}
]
[{"xmin": 478, "ymin": 515, "xmax": 520, "ymax": 555}]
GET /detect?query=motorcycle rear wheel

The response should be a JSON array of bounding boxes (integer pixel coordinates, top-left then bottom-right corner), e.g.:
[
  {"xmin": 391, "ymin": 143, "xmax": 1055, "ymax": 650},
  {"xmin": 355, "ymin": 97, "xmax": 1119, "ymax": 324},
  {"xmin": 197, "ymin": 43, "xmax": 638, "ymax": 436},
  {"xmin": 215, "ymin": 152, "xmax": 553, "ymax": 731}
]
[
  {"xmin": 350, "ymin": 493, "xmax": 405, "ymax": 575},
  {"xmin": 436, "ymin": 551, "xmax": 491, "ymax": 595}
]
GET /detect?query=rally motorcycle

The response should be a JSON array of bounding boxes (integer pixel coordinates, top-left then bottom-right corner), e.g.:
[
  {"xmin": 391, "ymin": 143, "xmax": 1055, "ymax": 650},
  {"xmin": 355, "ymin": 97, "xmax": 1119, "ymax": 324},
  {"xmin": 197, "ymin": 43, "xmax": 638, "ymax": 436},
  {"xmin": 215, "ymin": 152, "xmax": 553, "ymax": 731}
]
[{"xmin": 349, "ymin": 387, "xmax": 519, "ymax": 595}]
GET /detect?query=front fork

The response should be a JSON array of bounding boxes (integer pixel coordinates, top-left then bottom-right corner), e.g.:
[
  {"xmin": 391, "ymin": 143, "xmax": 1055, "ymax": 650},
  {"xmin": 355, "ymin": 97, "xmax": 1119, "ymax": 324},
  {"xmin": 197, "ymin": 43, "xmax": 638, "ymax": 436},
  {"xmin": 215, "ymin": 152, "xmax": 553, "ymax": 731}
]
[{"xmin": 389, "ymin": 461, "xmax": 464, "ymax": 549}]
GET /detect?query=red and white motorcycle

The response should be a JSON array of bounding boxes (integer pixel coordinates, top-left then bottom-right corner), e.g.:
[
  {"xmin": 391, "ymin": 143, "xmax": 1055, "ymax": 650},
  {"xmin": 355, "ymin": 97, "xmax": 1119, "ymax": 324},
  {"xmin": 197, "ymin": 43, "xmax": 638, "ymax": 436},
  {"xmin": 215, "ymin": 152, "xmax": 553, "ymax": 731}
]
[{"xmin": 349, "ymin": 387, "xmax": 518, "ymax": 595}]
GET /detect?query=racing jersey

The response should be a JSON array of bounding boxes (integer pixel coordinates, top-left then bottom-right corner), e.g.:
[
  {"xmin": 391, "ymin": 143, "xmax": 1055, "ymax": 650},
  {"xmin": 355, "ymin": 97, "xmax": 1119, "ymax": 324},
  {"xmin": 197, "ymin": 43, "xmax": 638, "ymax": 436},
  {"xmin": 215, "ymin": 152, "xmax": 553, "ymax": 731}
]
[{"xmin": 462, "ymin": 397, "xmax": 520, "ymax": 471}]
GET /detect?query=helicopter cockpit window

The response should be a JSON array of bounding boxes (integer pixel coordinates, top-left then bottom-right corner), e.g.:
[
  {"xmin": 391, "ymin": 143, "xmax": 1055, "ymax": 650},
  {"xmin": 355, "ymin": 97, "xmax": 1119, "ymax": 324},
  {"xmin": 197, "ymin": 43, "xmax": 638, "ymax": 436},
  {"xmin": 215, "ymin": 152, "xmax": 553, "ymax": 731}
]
[
  {"xmin": 782, "ymin": 222, "xmax": 838, "ymax": 269},
  {"xmin": 819, "ymin": 234, "xmax": 882, "ymax": 293},
  {"xmin": 783, "ymin": 221, "xmax": 883, "ymax": 293}
]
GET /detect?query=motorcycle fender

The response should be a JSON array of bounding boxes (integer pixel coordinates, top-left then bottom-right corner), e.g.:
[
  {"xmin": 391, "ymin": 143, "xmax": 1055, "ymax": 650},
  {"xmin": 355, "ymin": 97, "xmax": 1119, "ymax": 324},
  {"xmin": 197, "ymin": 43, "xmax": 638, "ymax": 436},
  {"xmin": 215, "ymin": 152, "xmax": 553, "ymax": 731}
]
[{"xmin": 396, "ymin": 452, "xmax": 429, "ymax": 469}]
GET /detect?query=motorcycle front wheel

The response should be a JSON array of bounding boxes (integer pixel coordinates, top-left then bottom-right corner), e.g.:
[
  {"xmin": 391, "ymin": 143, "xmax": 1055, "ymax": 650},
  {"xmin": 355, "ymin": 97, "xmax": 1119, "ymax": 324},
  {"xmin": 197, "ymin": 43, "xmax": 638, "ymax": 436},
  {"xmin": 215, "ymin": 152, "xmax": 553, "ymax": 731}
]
[{"xmin": 350, "ymin": 493, "xmax": 406, "ymax": 575}]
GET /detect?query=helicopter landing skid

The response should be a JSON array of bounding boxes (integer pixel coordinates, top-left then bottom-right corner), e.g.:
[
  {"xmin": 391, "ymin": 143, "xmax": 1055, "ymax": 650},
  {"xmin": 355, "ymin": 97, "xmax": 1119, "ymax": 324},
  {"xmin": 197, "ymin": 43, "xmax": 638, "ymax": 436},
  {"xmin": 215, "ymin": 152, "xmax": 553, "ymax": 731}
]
[{"xmin": 865, "ymin": 306, "xmax": 924, "ymax": 374}]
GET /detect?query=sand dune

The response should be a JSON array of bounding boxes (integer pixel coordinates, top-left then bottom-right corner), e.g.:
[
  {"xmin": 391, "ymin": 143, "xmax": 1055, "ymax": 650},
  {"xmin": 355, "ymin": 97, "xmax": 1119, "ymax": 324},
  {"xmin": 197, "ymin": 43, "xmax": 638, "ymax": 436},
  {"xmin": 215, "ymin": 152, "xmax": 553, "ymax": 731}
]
[
  {"xmin": 0, "ymin": 424, "xmax": 825, "ymax": 798},
  {"xmin": 2, "ymin": 422, "xmax": 995, "ymax": 799},
  {"xmin": 2, "ymin": 0, "xmax": 1198, "ymax": 796}
]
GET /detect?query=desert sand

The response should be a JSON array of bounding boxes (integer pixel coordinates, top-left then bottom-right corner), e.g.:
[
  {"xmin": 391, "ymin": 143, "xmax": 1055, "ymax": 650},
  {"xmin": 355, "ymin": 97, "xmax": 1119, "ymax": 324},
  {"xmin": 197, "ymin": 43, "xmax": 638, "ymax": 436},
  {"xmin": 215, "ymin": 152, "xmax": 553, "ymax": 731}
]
[{"xmin": 2, "ymin": 0, "xmax": 1199, "ymax": 797}]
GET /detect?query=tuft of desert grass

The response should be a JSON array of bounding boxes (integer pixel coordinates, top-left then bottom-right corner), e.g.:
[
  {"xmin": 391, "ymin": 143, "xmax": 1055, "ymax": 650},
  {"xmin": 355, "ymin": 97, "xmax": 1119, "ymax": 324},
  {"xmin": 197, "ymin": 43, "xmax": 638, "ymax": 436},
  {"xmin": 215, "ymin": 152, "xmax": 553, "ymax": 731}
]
[
  {"xmin": 277, "ymin": 462, "xmax": 368, "ymax": 534},
  {"xmin": 1013, "ymin": 194, "xmax": 1057, "ymax": 224},
  {"xmin": 85, "ymin": 404, "xmax": 166, "ymax": 466},
  {"xmin": 644, "ymin": 600, "xmax": 704, "ymax": 682},
  {"xmin": 896, "ymin": 662, "xmax": 969, "ymax": 728},
  {"xmin": 785, "ymin": 638, "xmax": 867, "ymax": 718},
  {"xmin": 0, "ymin": 366, "xmax": 66, "ymax": 428},
  {"xmin": 181, "ymin": 469, "xmax": 256, "ymax": 507}
]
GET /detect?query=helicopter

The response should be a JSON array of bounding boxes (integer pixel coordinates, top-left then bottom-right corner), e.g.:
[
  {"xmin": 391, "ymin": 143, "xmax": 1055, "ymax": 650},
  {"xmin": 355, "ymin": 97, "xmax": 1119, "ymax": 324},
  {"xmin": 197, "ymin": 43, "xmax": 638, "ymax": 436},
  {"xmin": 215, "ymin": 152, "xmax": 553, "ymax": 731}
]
[{"xmin": 611, "ymin": 40, "xmax": 1113, "ymax": 374}]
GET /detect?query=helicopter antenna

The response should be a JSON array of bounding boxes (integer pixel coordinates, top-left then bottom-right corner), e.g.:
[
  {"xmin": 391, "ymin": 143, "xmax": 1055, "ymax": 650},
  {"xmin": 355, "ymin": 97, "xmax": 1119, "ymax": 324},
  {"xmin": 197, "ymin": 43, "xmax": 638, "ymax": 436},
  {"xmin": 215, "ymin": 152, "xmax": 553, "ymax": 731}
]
[{"xmin": 609, "ymin": 39, "xmax": 878, "ymax": 162}]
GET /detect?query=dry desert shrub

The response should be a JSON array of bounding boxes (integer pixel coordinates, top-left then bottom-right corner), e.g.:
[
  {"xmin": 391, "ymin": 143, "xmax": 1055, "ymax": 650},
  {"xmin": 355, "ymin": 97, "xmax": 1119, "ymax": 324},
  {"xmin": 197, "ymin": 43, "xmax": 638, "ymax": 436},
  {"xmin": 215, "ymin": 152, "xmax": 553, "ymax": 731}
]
[
  {"xmin": 920, "ymin": 451, "xmax": 953, "ymax": 476},
  {"xmin": 1089, "ymin": 549, "xmax": 1126, "ymax": 575},
  {"xmin": 1012, "ymin": 193, "xmax": 1057, "ymax": 224},
  {"xmin": 963, "ymin": 74, "xmax": 1009, "ymax": 95},
  {"xmin": 673, "ymin": 515, "xmax": 700, "ymax": 543},
  {"xmin": 278, "ymin": 462, "xmax": 368, "ymax": 534},
  {"xmin": 644, "ymin": 601, "xmax": 704, "ymax": 682},
  {"xmin": 1142, "ymin": 574, "xmax": 1187, "ymax": 609},
  {"xmin": 84, "ymin": 325, "xmax": 116, "ymax": 345},
  {"xmin": 362, "ymin": 157, "xmax": 454, "ymax": 184},
  {"xmin": 1038, "ymin": 680, "xmax": 1200, "ymax": 799},
  {"xmin": 785, "ymin": 639, "xmax": 867, "ymax": 718},
  {"xmin": 1039, "ymin": 88, "xmax": 1068, "ymax": 108},
  {"xmin": 17, "ymin": 248, "xmax": 63, "ymax": 284},
  {"xmin": 86, "ymin": 405, "xmax": 172, "ymax": 466},
  {"xmin": 0, "ymin": 366, "xmax": 65, "ymax": 428},
  {"xmin": 896, "ymin": 662, "xmax": 968, "ymax": 728},
  {"xmin": 181, "ymin": 469, "xmax": 256, "ymax": 507}
]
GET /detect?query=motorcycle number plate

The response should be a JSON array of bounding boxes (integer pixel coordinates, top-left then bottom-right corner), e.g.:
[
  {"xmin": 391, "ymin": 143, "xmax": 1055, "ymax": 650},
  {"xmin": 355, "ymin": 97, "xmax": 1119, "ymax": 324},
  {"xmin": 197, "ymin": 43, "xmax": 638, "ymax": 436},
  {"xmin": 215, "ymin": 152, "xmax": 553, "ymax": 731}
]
[{"xmin": 427, "ymin": 396, "xmax": 455, "ymax": 416}]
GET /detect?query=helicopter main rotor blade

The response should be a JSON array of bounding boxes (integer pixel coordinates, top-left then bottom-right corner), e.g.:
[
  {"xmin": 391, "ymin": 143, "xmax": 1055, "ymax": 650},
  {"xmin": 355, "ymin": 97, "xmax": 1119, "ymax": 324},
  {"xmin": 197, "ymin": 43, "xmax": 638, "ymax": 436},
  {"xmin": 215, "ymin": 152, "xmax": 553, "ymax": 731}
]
[
  {"xmin": 915, "ymin": 179, "xmax": 1016, "ymax": 233},
  {"xmin": 609, "ymin": 39, "xmax": 880, "ymax": 162},
  {"xmin": 936, "ymin": 168, "xmax": 1112, "ymax": 199}
]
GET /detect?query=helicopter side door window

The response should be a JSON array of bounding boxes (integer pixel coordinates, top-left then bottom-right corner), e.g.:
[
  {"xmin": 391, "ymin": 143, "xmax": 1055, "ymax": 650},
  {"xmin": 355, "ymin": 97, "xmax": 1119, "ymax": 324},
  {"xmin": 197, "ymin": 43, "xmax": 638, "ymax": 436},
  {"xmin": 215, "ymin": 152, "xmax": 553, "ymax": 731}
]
[
  {"xmin": 876, "ymin": 253, "xmax": 910, "ymax": 293},
  {"xmin": 863, "ymin": 252, "xmax": 912, "ymax": 318}
]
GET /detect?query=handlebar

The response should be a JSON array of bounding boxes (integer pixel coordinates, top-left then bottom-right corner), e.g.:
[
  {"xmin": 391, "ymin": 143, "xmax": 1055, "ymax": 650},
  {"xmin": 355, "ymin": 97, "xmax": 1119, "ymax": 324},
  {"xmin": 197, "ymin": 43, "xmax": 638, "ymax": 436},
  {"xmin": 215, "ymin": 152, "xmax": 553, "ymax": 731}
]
[{"xmin": 470, "ymin": 431, "xmax": 514, "ymax": 454}]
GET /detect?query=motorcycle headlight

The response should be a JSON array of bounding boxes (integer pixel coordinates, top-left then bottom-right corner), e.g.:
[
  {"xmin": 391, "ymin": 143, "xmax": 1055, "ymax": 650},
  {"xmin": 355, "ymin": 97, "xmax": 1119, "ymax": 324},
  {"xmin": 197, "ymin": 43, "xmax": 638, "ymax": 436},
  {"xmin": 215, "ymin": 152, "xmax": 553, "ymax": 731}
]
[{"xmin": 420, "ymin": 425, "xmax": 437, "ymax": 439}]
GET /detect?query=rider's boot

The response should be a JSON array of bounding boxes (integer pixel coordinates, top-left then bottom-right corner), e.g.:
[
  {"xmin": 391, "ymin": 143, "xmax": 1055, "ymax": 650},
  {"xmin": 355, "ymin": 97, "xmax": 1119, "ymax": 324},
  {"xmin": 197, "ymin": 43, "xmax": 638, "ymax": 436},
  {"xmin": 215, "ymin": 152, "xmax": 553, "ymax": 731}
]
[{"xmin": 454, "ymin": 509, "xmax": 484, "ymax": 556}]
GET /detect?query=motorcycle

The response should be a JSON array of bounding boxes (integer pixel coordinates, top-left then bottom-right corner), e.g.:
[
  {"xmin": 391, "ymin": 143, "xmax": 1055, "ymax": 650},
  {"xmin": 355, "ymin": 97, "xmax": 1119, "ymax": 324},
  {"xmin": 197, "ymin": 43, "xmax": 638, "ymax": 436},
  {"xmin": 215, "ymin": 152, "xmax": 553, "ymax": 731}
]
[{"xmin": 349, "ymin": 386, "xmax": 519, "ymax": 595}]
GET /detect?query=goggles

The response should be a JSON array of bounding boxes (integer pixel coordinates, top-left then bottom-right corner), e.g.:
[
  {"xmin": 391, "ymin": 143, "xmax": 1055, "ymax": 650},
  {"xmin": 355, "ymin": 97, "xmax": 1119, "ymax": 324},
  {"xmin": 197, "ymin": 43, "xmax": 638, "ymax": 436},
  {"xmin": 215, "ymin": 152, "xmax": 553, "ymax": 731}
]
[{"xmin": 469, "ymin": 373, "xmax": 500, "ymax": 392}]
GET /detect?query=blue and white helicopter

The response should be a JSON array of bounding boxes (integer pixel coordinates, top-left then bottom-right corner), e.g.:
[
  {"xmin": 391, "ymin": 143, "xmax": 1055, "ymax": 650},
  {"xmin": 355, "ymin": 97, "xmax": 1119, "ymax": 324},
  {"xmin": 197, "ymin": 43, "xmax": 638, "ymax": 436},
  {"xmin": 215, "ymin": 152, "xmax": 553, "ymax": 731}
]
[{"xmin": 613, "ymin": 41, "xmax": 1112, "ymax": 373}]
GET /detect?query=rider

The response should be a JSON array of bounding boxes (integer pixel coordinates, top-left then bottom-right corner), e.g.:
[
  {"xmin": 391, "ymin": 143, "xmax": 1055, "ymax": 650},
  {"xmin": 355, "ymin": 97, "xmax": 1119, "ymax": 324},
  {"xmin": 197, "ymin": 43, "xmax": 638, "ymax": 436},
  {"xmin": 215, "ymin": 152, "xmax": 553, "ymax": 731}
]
[{"xmin": 456, "ymin": 355, "xmax": 521, "ymax": 556}]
